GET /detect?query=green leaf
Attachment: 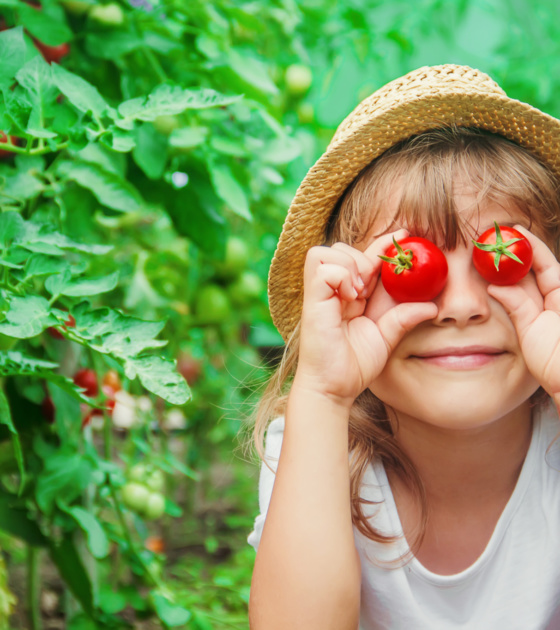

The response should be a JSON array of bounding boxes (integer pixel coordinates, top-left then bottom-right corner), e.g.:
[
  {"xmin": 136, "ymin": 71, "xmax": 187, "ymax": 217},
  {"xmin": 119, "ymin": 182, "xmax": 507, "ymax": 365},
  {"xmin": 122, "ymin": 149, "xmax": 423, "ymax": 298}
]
[
  {"xmin": 98, "ymin": 586, "xmax": 127, "ymax": 614},
  {"xmin": 15, "ymin": 55, "xmax": 58, "ymax": 138},
  {"xmin": 49, "ymin": 535, "xmax": 94, "ymax": 616},
  {"xmin": 150, "ymin": 592, "xmax": 191, "ymax": 627},
  {"xmin": 0, "ymin": 488, "xmax": 47, "ymax": 546},
  {"xmin": 35, "ymin": 449, "xmax": 92, "ymax": 513},
  {"xmin": 228, "ymin": 48, "xmax": 278, "ymax": 95},
  {"xmin": 24, "ymin": 255, "xmax": 70, "ymax": 280},
  {"xmin": 208, "ymin": 162, "xmax": 251, "ymax": 220},
  {"xmin": 85, "ymin": 31, "xmax": 142, "ymax": 60},
  {"xmin": 117, "ymin": 84, "xmax": 242, "ymax": 124},
  {"xmin": 0, "ymin": 212, "xmax": 26, "ymax": 249},
  {"xmin": 169, "ymin": 185, "xmax": 227, "ymax": 255},
  {"xmin": 0, "ymin": 352, "xmax": 92, "ymax": 404},
  {"xmin": 0, "ymin": 27, "xmax": 27, "ymax": 88},
  {"xmin": 47, "ymin": 272, "xmax": 120, "ymax": 298},
  {"xmin": 0, "ymin": 390, "xmax": 24, "ymax": 490},
  {"xmin": 17, "ymin": 221, "xmax": 113, "ymax": 256},
  {"xmin": 44, "ymin": 267, "xmax": 72, "ymax": 296},
  {"xmin": 259, "ymin": 135, "xmax": 301, "ymax": 165},
  {"xmin": 132, "ymin": 124, "xmax": 167, "ymax": 179},
  {"xmin": 51, "ymin": 64, "xmax": 110, "ymax": 119},
  {"xmin": 18, "ymin": 3, "xmax": 73, "ymax": 47},
  {"xmin": 168, "ymin": 127, "xmax": 208, "ymax": 149},
  {"xmin": 63, "ymin": 506, "xmax": 109, "ymax": 559},
  {"xmin": 71, "ymin": 303, "xmax": 167, "ymax": 357},
  {"xmin": 59, "ymin": 161, "xmax": 142, "ymax": 212},
  {"xmin": 100, "ymin": 127, "xmax": 136, "ymax": 153},
  {"xmin": 0, "ymin": 295, "xmax": 56, "ymax": 339},
  {"xmin": 125, "ymin": 355, "xmax": 191, "ymax": 405},
  {"xmin": 2, "ymin": 170, "xmax": 45, "ymax": 202}
]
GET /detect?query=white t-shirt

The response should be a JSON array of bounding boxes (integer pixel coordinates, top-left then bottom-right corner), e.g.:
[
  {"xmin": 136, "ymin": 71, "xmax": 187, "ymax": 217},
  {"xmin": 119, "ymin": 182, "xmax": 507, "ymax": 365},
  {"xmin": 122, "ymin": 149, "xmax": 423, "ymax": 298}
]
[{"xmin": 248, "ymin": 401, "xmax": 560, "ymax": 629}]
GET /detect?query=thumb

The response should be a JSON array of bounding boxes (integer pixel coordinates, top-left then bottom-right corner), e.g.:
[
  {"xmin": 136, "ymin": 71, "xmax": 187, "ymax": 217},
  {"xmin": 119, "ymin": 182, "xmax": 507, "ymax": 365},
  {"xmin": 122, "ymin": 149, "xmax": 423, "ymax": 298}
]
[
  {"xmin": 376, "ymin": 302, "xmax": 438, "ymax": 354},
  {"xmin": 487, "ymin": 284, "xmax": 541, "ymax": 337}
]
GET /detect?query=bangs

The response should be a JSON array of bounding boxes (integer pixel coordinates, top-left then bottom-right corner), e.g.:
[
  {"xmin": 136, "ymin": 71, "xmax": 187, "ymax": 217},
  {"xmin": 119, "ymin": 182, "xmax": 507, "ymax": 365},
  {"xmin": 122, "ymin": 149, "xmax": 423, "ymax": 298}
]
[{"xmin": 326, "ymin": 127, "xmax": 560, "ymax": 253}]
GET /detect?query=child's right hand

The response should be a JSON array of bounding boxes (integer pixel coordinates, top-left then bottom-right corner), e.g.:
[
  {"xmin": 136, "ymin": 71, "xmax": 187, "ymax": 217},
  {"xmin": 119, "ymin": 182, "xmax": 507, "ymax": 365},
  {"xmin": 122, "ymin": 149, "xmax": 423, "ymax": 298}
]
[{"xmin": 295, "ymin": 229, "xmax": 439, "ymax": 408}]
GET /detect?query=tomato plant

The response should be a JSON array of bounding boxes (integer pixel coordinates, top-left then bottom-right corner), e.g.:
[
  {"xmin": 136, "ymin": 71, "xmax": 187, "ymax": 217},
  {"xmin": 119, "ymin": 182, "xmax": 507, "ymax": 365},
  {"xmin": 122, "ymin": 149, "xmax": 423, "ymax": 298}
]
[
  {"xmin": 379, "ymin": 237, "xmax": 448, "ymax": 302},
  {"xmin": 472, "ymin": 222, "xmax": 533, "ymax": 285}
]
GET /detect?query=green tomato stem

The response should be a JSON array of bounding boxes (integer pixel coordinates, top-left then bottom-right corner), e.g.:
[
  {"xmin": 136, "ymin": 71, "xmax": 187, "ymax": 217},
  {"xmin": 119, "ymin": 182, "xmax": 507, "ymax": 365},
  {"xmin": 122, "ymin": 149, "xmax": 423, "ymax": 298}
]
[
  {"xmin": 472, "ymin": 221, "xmax": 524, "ymax": 271},
  {"xmin": 378, "ymin": 237, "xmax": 414, "ymax": 275}
]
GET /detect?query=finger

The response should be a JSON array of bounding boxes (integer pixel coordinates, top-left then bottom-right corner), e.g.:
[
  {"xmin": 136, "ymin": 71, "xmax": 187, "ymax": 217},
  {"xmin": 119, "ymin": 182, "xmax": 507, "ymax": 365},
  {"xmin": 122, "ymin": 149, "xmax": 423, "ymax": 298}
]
[
  {"xmin": 311, "ymin": 263, "xmax": 359, "ymax": 303},
  {"xmin": 514, "ymin": 225, "xmax": 560, "ymax": 300},
  {"xmin": 362, "ymin": 229, "xmax": 410, "ymax": 267},
  {"xmin": 305, "ymin": 245, "xmax": 365, "ymax": 298},
  {"xmin": 330, "ymin": 242, "xmax": 379, "ymax": 296},
  {"xmin": 361, "ymin": 229, "xmax": 410, "ymax": 296},
  {"xmin": 375, "ymin": 302, "xmax": 438, "ymax": 354},
  {"xmin": 487, "ymin": 283, "xmax": 541, "ymax": 341}
]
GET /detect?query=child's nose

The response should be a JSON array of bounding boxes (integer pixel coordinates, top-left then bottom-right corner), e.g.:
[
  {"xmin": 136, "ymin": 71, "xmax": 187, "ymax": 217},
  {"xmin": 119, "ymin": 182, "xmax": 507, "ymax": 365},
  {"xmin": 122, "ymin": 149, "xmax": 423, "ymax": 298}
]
[{"xmin": 433, "ymin": 249, "xmax": 491, "ymax": 327}]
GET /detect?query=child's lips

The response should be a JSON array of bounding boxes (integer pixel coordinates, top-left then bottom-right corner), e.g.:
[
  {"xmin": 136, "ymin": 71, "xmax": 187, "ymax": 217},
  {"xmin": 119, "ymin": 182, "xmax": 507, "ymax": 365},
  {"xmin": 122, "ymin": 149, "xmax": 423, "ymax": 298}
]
[{"xmin": 410, "ymin": 346, "xmax": 506, "ymax": 369}]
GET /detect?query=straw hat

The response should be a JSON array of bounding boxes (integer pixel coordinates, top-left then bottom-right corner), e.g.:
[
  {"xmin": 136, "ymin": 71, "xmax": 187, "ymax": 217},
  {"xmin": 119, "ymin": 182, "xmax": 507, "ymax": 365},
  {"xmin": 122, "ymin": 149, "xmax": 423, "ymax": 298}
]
[{"xmin": 268, "ymin": 64, "xmax": 560, "ymax": 341}]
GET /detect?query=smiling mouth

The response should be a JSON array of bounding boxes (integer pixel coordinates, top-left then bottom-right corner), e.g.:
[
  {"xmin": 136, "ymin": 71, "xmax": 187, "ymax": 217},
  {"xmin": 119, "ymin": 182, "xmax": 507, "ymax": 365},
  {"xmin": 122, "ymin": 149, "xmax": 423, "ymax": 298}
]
[{"xmin": 410, "ymin": 346, "xmax": 506, "ymax": 369}]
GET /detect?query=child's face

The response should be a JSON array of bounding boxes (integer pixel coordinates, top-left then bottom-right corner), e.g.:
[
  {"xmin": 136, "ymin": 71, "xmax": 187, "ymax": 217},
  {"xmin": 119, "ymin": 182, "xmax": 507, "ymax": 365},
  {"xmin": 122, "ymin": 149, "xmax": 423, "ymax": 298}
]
[{"xmin": 363, "ymin": 186, "xmax": 543, "ymax": 431}]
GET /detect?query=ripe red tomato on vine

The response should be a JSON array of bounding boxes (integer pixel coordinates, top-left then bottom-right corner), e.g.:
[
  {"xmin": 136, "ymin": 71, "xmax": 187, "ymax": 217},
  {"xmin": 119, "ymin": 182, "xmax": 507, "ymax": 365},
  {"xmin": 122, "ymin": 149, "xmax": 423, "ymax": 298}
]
[
  {"xmin": 73, "ymin": 368, "xmax": 99, "ymax": 398},
  {"xmin": 34, "ymin": 40, "xmax": 70, "ymax": 64},
  {"xmin": 379, "ymin": 236, "xmax": 448, "ymax": 302},
  {"xmin": 472, "ymin": 222, "xmax": 533, "ymax": 285}
]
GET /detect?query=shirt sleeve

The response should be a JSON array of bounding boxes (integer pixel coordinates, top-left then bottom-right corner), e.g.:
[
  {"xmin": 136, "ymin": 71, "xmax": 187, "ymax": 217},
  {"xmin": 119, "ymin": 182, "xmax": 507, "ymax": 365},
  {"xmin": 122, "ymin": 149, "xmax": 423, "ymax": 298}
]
[{"xmin": 247, "ymin": 416, "xmax": 285, "ymax": 551}]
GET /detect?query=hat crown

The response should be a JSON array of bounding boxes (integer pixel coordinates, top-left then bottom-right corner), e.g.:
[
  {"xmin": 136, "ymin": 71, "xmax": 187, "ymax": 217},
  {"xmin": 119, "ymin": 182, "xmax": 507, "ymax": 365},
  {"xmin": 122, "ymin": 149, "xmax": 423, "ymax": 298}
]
[{"xmin": 330, "ymin": 65, "xmax": 506, "ymax": 150}]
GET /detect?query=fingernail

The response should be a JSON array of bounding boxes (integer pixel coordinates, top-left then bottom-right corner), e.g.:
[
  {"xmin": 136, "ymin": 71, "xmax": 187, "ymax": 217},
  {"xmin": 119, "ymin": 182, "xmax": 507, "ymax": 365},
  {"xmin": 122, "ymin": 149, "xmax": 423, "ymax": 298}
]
[{"xmin": 357, "ymin": 275, "xmax": 365, "ymax": 288}]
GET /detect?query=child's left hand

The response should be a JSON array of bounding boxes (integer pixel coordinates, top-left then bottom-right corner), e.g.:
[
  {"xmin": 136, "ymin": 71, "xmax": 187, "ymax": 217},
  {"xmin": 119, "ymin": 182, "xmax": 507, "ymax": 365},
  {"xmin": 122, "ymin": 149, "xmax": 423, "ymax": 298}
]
[{"xmin": 487, "ymin": 226, "xmax": 560, "ymax": 400}]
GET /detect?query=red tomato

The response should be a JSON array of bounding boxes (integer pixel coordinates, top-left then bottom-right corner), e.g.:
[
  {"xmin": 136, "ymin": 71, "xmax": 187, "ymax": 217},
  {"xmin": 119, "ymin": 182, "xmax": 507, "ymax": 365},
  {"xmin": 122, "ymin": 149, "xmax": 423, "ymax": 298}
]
[
  {"xmin": 472, "ymin": 223, "xmax": 533, "ymax": 286},
  {"xmin": 379, "ymin": 237, "xmax": 448, "ymax": 302},
  {"xmin": 0, "ymin": 131, "xmax": 18, "ymax": 159},
  {"xmin": 73, "ymin": 368, "xmax": 99, "ymax": 398},
  {"xmin": 34, "ymin": 40, "xmax": 70, "ymax": 64},
  {"xmin": 145, "ymin": 535, "xmax": 165, "ymax": 554},
  {"xmin": 41, "ymin": 396, "xmax": 55, "ymax": 423},
  {"xmin": 177, "ymin": 353, "xmax": 201, "ymax": 386},
  {"xmin": 47, "ymin": 314, "xmax": 76, "ymax": 339}
]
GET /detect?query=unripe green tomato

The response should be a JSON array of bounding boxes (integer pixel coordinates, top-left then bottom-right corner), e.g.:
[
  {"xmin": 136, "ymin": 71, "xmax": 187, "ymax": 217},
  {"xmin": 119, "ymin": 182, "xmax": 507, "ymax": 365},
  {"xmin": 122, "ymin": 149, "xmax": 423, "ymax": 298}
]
[
  {"xmin": 214, "ymin": 236, "xmax": 250, "ymax": 279},
  {"xmin": 228, "ymin": 271, "xmax": 263, "ymax": 306},
  {"xmin": 128, "ymin": 463, "xmax": 148, "ymax": 483},
  {"xmin": 89, "ymin": 2, "xmax": 125, "ymax": 26},
  {"xmin": 152, "ymin": 115, "xmax": 180, "ymax": 136},
  {"xmin": 121, "ymin": 482, "xmax": 150, "ymax": 513},
  {"xmin": 143, "ymin": 492, "xmax": 166, "ymax": 520},
  {"xmin": 145, "ymin": 469, "xmax": 165, "ymax": 493},
  {"xmin": 61, "ymin": 0, "xmax": 92, "ymax": 15},
  {"xmin": 285, "ymin": 64, "xmax": 312, "ymax": 96},
  {"xmin": 297, "ymin": 102, "xmax": 315, "ymax": 124},
  {"xmin": 194, "ymin": 284, "xmax": 232, "ymax": 325}
]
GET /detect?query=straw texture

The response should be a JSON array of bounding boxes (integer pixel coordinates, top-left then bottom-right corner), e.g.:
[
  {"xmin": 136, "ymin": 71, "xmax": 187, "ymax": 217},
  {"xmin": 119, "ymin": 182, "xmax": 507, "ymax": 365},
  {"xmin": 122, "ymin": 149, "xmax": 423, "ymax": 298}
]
[{"xmin": 269, "ymin": 64, "xmax": 560, "ymax": 341}]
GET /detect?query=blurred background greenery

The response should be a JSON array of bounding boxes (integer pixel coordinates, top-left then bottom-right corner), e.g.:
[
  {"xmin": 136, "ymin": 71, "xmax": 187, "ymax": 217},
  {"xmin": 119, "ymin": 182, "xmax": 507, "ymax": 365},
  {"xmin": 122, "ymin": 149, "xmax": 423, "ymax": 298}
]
[{"xmin": 2, "ymin": 0, "xmax": 560, "ymax": 628}]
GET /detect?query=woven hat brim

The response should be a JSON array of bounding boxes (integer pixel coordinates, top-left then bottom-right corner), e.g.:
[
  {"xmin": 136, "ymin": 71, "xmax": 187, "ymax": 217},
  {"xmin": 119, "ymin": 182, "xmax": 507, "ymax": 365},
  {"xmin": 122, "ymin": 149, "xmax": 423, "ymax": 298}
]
[{"xmin": 269, "ymin": 91, "xmax": 560, "ymax": 342}]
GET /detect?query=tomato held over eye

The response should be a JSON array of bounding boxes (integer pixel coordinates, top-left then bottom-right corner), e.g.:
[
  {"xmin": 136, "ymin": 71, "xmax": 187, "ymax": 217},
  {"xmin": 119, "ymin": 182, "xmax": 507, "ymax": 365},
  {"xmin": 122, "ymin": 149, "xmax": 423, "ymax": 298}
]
[
  {"xmin": 379, "ymin": 237, "xmax": 448, "ymax": 302},
  {"xmin": 472, "ymin": 223, "xmax": 533, "ymax": 286}
]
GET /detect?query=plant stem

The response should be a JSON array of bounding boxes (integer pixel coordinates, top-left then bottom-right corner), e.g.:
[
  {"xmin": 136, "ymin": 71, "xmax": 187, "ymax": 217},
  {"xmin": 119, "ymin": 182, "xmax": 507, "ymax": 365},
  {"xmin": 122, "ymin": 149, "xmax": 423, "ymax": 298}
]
[{"xmin": 26, "ymin": 547, "xmax": 42, "ymax": 630}]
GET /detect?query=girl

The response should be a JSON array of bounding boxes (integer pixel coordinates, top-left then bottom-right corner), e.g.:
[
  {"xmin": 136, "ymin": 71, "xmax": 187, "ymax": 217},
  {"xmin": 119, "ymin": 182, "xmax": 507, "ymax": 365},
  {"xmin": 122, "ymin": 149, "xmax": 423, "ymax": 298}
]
[{"xmin": 247, "ymin": 65, "xmax": 560, "ymax": 629}]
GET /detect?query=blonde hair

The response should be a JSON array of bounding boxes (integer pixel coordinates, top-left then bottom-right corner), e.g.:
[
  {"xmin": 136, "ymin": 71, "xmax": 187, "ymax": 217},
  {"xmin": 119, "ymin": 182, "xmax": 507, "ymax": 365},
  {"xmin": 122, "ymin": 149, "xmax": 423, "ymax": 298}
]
[{"xmin": 251, "ymin": 126, "xmax": 560, "ymax": 554}]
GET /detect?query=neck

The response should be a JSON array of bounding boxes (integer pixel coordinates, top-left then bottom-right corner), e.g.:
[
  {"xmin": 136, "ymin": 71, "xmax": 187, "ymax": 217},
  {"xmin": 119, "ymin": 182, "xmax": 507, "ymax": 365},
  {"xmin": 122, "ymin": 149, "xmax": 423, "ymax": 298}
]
[{"xmin": 389, "ymin": 401, "xmax": 534, "ymax": 509}]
